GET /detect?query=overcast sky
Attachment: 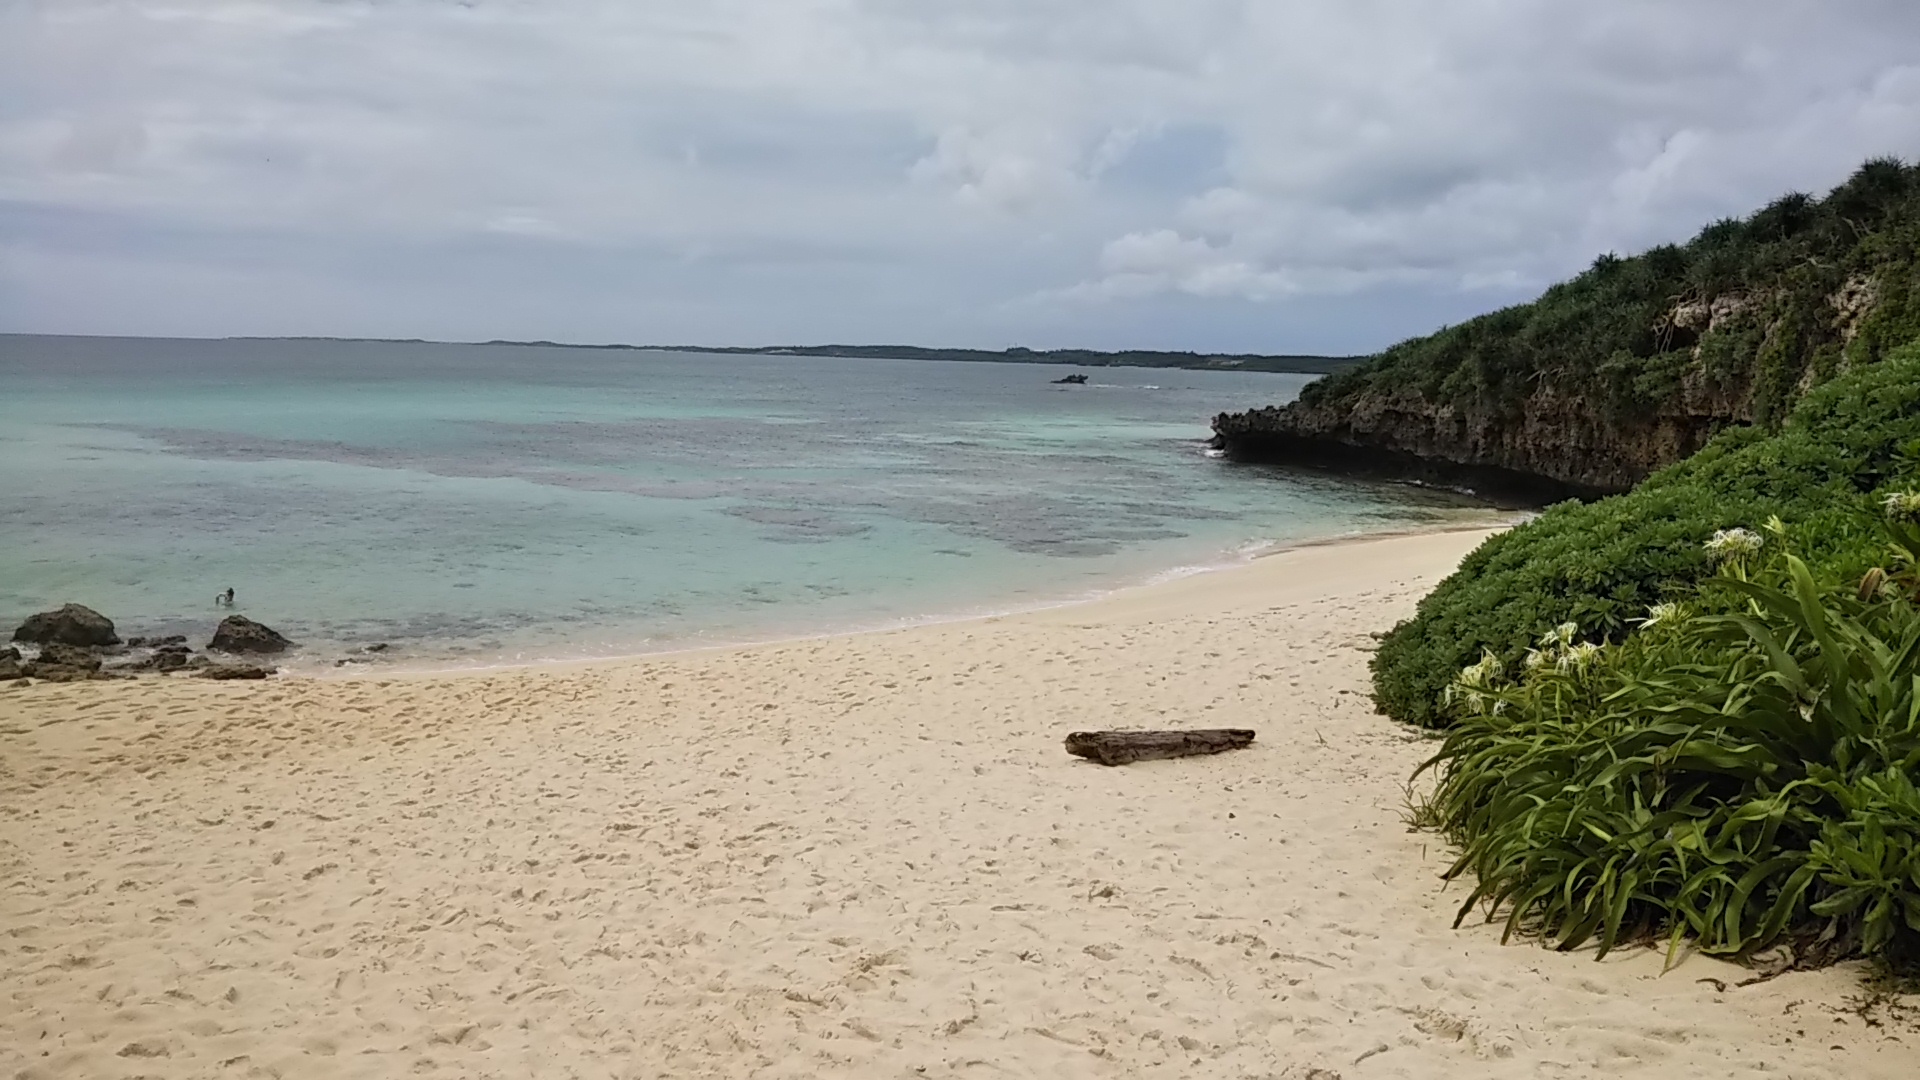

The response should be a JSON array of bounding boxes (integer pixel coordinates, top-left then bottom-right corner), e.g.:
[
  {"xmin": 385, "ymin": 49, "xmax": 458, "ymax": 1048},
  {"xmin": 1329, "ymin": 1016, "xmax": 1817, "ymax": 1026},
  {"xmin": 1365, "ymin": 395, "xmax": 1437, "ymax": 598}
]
[{"xmin": 4, "ymin": 1, "xmax": 1918, "ymax": 353}]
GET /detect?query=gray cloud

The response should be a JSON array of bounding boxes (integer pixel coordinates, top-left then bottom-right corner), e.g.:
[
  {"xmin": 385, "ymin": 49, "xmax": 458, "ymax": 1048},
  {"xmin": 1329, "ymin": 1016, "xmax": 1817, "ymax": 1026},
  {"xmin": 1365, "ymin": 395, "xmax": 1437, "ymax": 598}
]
[{"xmin": 2, "ymin": 1, "xmax": 1917, "ymax": 352}]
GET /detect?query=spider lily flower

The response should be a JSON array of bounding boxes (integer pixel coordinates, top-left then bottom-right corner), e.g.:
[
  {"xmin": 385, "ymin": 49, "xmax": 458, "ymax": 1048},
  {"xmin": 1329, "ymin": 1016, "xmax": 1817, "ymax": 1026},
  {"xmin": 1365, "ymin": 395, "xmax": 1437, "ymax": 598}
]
[
  {"xmin": 1456, "ymin": 651, "xmax": 1504, "ymax": 688},
  {"xmin": 1883, "ymin": 491, "xmax": 1920, "ymax": 522},
  {"xmin": 1538, "ymin": 621, "xmax": 1580, "ymax": 649},
  {"xmin": 1635, "ymin": 602, "xmax": 1687, "ymax": 629},
  {"xmin": 1445, "ymin": 650, "xmax": 1507, "ymax": 714},
  {"xmin": 1704, "ymin": 527, "xmax": 1764, "ymax": 563},
  {"xmin": 1556, "ymin": 641, "xmax": 1603, "ymax": 674}
]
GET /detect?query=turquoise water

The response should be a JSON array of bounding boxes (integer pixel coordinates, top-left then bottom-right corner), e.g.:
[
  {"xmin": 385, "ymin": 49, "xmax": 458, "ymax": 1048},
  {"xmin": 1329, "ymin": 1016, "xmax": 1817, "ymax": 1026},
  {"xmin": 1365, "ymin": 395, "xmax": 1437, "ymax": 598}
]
[{"xmin": 0, "ymin": 335, "xmax": 1480, "ymax": 669}]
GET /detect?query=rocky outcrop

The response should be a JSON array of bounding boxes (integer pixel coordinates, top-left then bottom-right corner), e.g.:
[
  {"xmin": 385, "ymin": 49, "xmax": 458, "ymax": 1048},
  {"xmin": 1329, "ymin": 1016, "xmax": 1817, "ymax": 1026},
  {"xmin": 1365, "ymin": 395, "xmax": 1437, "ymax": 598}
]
[
  {"xmin": 208, "ymin": 616, "xmax": 292, "ymax": 654},
  {"xmin": 1, "ymin": 616, "xmax": 277, "ymax": 682},
  {"xmin": 1668, "ymin": 292, "xmax": 1756, "ymax": 336},
  {"xmin": 33, "ymin": 642, "xmax": 101, "ymax": 670},
  {"xmin": 20, "ymin": 641, "xmax": 112, "ymax": 682},
  {"xmin": 150, "ymin": 648, "xmax": 192, "ymax": 672},
  {"xmin": 113, "ymin": 641, "xmax": 195, "ymax": 673},
  {"xmin": 1212, "ymin": 369, "xmax": 1749, "ymax": 502},
  {"xmin": 1212, "ymin": 300, "xmax": 1753, "ymax": 502},
  {"xmin": 1831, "ymin": 275, "xmax": 1882, "ymax": 343},
  {"xmin": 13, "ymin": 604, "xmax": 120, "ymax": 647}
]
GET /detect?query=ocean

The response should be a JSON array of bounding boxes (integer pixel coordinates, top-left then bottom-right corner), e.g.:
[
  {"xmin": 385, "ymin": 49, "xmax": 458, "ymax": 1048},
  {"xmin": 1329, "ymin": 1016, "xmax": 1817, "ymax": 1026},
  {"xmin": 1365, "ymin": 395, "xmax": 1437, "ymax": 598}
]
[{"xmin": 0, "ymin": 335, "xmax": 1482, "ymax": 670}]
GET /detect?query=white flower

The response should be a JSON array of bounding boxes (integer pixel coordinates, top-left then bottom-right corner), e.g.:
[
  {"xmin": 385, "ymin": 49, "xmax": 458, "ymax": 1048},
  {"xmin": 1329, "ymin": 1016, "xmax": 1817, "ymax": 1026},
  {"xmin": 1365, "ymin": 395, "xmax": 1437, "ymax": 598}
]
[
  {"xmin": 1523, "ymin": 648, "xmax": 1548, "ymax": 672},
  {"xmin": 1884, "ymin": 491, "xmax": 1920, "ymax": 523},
  {"xmin": 1457, "ymin": 651, "xmax": 1504, "ymax": 689},
  {"xmin": 1704, "ymin": 527, "xmax": 1764, "ymax": 563},
  {"xmin": 1442, "ymin": 681, "xmax": 1487, "ymax": 712},
  {"xmin": 1636, "ymin": 602, "xmax": 1687, "ymax": 629},
  {"xmin": 1557, "ymin": 641, "xmax": 1604, "ymax": 674},
  {"xmin": 1539, "ymin": 622, "xmax": 1580, "ymax": 649},
  {"xmin": 1446, "ymin": 650, "xmax": 1507, "ymax": 715}
]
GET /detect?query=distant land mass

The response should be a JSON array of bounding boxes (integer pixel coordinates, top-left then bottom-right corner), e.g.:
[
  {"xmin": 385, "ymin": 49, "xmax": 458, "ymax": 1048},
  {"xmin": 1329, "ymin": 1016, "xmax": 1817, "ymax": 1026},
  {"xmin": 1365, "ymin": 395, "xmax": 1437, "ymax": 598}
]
[
  {"xmin": 617, "ymin": 344, "xmax": 1363, "ymax": 374},
  {"xmin": 217, "ymin": 336, "xmax": 1362, "ymax": 375}
]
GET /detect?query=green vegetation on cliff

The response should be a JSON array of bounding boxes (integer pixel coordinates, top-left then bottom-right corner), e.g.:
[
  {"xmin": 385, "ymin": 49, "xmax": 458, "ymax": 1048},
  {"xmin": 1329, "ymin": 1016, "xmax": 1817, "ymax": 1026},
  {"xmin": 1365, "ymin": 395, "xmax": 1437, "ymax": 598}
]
[
  {"xmin": 1216, "ymin": 158, "xmax": 1920, "ymax": 495},
  {"xmin": 1308, "ymin": 156, "xmax": 1920, "ymax": 426}
]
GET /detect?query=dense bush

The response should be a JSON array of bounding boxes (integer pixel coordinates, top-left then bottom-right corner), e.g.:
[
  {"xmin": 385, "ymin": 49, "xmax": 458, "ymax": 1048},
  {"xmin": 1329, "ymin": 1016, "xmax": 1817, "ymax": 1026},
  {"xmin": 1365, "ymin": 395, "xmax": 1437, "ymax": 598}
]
[
  {"xmin": 1373, "ymin": 346, "xmax": 1920, "ymax": 727},
  {"xmin": 1416, "ymin": 505, "xmax": 1920, "ymax": 967}
]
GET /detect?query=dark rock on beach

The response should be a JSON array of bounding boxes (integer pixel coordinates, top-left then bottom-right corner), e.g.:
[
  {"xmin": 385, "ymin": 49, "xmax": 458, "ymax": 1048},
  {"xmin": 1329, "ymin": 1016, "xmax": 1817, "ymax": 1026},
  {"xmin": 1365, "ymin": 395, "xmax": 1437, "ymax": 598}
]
[
  {"xmin": 208, "ymin": 615, "xmax": 292, "ymax": 654},
  {"xmin": 13, "ymin": 604, "xmax": 121, "ymax": 647},
  {"xmin": 127, "ymin": 635, "xmax": 187, "ymax": 649},
  {"xmin": 113, "ymin": 642, "xmax": 195, "ymax": 673},
  {"xmin": 21, "ymin": 642, "xmax": 111, "ymax": 682},
  {"xmin": 201, "ymin": 663, "xmax": 273, "ymax": 680},
  {"xmin": 24, "ymin": 667, "xmax": 92, "ymax": 683},
  {"xmin": 34, "ymin": 642, "xmax": 102, "ymax": 671},
  {"xmin": 0, "ymin": 646, "xmax": 21, "ymax": 681}
]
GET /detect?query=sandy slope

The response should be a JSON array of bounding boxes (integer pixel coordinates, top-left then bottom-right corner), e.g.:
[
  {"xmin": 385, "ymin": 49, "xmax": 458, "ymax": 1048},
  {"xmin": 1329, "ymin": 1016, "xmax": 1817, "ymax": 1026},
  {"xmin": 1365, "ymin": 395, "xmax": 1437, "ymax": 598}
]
[{"xmin": 1, "ymin": 528, "xmax": 1912, "ymax": 1079}]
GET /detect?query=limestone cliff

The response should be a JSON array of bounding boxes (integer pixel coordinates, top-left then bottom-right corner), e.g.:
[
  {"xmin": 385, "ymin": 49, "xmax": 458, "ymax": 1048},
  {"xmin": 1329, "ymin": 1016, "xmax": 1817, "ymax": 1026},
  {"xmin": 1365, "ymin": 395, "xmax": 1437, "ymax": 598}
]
[
  {"xmin": 1212, "ymin": 368, "xmax": 1743, "ymax": 501},
  {"xmin": 1213, "ymin": 158, "xmax": 1920, "ymax": 502}
]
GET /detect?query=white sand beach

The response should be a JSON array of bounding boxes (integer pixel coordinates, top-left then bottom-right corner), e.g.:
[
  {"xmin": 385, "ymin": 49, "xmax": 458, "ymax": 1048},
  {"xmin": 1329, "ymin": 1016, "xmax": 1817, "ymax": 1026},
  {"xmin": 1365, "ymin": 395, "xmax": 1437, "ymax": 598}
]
[{"xmin": 2, "ymin": 528, "xmax": 1911, "ymax": 1079}]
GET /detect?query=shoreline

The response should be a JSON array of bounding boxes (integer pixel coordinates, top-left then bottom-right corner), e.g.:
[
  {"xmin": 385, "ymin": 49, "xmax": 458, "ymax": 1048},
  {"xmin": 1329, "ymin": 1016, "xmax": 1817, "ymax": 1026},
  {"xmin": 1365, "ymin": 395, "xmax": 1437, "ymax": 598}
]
[
  {"xmin": 6, "ymin": 512, "xmax": 1515, "ymax": 685},
  {"xmin": 309, "ymin": 512, "xmax": 1520, "ymax": 680}
]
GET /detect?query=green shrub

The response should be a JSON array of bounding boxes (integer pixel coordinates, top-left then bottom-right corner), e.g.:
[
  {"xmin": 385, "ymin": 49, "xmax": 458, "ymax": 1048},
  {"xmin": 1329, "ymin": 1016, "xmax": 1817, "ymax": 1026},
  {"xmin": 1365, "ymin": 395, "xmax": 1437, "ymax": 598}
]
[
  {"xmin": 1416, "ymin": 509, "xmax": 1920, "ymax": 966},
  {"xmin": 1372, "ymin": 346, "xmax": 1920, "ymax": 728}
]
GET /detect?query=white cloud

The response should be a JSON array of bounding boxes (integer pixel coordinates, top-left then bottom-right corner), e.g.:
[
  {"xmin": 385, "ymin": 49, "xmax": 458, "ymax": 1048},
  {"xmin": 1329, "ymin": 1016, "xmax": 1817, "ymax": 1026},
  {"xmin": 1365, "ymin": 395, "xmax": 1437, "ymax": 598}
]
[
  {"xmin": 909, "ymin": 125, "xmax": 1084, "ymax": 212},
  {"xmin": 2, "ymin": 1, "xmax": 1918, "ymax": 349},
  {"xmin": 1053, "ymin": 228, "xmax": 1290, "ymax": 302}
]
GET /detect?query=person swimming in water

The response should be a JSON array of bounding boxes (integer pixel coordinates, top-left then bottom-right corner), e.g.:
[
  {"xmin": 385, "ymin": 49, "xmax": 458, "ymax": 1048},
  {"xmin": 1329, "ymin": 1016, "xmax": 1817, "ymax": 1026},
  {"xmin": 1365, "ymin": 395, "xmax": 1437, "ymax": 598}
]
[{"xmin": 216, "ymin": 587, "xmax": 235, "ymax": 606}]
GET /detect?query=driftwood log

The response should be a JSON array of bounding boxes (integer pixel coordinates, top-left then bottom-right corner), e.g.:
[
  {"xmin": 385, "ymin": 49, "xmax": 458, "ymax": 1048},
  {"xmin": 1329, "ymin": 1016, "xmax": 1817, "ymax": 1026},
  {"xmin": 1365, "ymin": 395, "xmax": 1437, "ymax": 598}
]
[{"xmin": 1064, "ymin": 728, "xmax": 1256, "ymax": 766}]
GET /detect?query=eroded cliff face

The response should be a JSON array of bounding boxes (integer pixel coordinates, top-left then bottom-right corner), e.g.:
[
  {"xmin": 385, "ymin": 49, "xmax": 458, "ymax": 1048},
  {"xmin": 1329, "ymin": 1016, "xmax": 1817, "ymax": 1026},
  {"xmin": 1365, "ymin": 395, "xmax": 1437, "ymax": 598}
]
[
  {"xmin": 1213, "ymin": 276, "xmax": 1897, "ymax": 503},
  {"xmin": 1213, "ymin": 365, "xmax": 1750, "ymax": 501}
]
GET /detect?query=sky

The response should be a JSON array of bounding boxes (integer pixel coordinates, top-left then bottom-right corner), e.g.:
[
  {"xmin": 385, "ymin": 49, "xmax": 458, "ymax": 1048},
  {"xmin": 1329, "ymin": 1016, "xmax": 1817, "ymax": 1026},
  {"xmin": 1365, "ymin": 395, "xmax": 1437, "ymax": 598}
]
[{"xmin": 4, "ymin": 1, "xmax": 1919, "ymax": 354}]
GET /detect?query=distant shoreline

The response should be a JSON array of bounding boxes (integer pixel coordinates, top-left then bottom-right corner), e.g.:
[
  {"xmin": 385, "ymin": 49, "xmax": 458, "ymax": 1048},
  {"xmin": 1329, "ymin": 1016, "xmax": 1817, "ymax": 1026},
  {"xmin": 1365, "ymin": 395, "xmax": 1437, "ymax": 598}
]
[{"xmin": 199, "ymin": 335, "xmax": 1361, "ymax": 375}]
